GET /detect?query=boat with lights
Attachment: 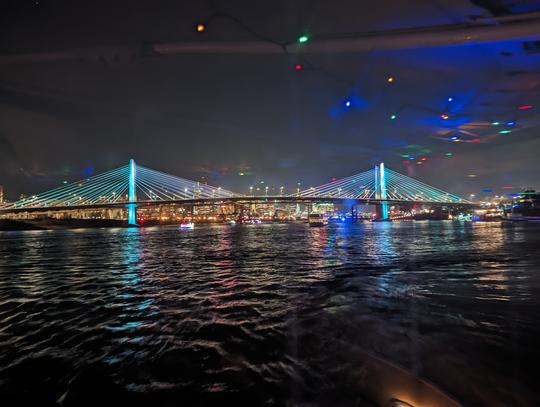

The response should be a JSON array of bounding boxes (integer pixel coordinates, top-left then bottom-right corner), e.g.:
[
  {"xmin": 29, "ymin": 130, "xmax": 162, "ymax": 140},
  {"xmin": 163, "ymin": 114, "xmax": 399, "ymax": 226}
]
[
  {"xmin": 179, "ymin": 222, "xmax": 195, "ymax": 229},
  {"xmin": 308, "ymin": 213, "xmax": 328, "ymax": 227},
  {"xmin": 503, "ymin": 190, "xmax": 540, "ymax": 222}
]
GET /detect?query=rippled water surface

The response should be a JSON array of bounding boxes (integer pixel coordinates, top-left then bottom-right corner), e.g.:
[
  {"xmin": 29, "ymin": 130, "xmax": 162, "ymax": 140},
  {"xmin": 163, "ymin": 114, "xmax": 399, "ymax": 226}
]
[{"xmin": 1, "ymin": 222, "xmax": 540, "ymax": 406}]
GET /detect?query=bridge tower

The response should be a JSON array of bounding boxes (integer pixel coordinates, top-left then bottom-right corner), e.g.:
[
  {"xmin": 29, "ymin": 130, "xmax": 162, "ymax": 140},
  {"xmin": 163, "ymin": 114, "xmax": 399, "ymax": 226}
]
[
  {"xmin": 127, "ymin": 158, "xmax": 138, "ymax": 225},
  {"xmin": 374, "ymin": 162, "xmax": 389, "ymax": 220}
]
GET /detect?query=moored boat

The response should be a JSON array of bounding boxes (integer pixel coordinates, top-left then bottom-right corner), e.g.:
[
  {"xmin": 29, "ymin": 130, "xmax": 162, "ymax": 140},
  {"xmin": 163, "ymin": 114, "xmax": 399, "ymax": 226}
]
[
  {"xmin": 308, "ymin": 213, "xmax": 328, "ymax": 227},
  {"xmin": 503, "ymin": 190, "xmax": 540, "ymax": 222}
]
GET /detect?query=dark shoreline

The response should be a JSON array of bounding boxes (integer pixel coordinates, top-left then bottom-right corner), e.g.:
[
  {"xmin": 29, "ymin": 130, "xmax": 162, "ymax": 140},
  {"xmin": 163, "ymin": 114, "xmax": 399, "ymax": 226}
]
[{"xmin": 0, "ymin": 219, "xmax": 130, "ymax": 231}]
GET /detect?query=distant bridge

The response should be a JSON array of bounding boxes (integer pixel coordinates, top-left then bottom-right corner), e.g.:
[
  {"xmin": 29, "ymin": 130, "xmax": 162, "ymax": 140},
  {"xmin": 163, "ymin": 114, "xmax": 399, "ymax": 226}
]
[{"xmin": 0, "ymin": 159, "xmax": 471, "ymax": 223}]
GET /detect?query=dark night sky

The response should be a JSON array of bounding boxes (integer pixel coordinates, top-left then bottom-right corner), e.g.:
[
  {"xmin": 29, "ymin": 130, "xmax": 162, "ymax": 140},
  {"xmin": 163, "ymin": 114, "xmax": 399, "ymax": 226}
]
[{"xmin": 1, "ymin": 0, "xmax": 539, "ymax": 200}]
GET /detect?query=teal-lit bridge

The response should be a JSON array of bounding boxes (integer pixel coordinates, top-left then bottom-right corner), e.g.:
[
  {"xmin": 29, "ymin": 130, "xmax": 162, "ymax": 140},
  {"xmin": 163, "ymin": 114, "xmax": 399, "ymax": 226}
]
[{"xmin": 0, "ymin": 159, "xmax": 472, "ymax": 223}]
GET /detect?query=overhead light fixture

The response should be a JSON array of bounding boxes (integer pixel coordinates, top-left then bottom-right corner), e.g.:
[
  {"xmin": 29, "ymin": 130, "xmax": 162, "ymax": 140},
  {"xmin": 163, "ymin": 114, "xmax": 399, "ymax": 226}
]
[{"xmin": 388, "ymin": 399, "xmax": 415, "ymax": 407}]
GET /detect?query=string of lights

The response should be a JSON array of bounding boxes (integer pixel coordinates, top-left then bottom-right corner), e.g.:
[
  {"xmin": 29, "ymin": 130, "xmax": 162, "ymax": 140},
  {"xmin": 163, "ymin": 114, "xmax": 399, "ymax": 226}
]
[
  {"xmin": 194, "ymin": 8, "xmax": 356, "ymax": 85},
  {"xmin": 191, "ymin": 6, "xmax": 539, "ymax": 160}
]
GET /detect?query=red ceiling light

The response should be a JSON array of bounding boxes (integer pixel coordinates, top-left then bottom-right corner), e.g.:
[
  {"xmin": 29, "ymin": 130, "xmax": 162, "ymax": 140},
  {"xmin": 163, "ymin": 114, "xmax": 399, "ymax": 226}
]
[
  {"xmin": 518, "ymin": 105, "xmax": 533, "ymax": 110},
  {"xmin": 294, "ymin": 63, "xmax": 303, "ymax": 71}
]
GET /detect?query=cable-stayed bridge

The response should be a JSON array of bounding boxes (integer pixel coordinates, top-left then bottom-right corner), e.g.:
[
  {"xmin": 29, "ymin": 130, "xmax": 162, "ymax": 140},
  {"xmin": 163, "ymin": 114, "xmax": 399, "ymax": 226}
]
[{"xmin": 0, "ymin": 159, "xmax": 471, "ymax": 223}]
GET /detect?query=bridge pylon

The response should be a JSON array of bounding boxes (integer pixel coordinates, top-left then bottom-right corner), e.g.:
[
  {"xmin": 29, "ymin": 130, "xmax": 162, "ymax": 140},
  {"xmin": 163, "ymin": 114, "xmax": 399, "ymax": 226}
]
[
  {"xmin": 127, "ymin": 158, "xmax": 138, "ymax": 225},
  {"xmin": 375, "ymin": 162, "xmax": 389, "ymax": 220}
]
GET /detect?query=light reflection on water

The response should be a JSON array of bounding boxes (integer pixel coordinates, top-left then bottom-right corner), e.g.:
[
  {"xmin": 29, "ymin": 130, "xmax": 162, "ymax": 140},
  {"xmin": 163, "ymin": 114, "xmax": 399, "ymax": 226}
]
[{"xmin": 0, "ymin": 222, "xmax": 539, "ymax": 406}]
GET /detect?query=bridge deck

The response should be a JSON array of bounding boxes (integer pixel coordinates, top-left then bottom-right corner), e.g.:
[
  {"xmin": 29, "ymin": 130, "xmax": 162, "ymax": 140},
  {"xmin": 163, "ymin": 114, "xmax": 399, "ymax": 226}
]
[{"xmin": 0, "ymin": 196, "xmax": 475, "ymax": 215}]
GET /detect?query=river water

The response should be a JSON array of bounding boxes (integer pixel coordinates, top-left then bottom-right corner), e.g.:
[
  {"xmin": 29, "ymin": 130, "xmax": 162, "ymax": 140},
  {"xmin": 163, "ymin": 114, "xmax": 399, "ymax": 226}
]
[{"xmin": 0, "ymin": 222, "xmax": 539, "ymax": 406}]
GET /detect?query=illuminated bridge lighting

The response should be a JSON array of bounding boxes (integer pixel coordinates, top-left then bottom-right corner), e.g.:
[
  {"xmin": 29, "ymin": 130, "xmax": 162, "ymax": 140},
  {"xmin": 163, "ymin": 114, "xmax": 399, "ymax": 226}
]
[
  {"xmin": 294, "ymin": 165, "xmax": 466, "ymax": 203},
  {"xmin": 0, "ymin": 161, "xmax": 469, "ymax": 222},
  {"xmin": 1, "ymin": 160, "xmax": 236, "ymax": 211}
]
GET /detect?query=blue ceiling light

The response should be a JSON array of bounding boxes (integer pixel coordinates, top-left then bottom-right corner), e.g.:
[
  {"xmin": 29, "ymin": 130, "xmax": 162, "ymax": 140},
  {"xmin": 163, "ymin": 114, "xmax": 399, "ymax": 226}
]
[
  {"xmin": 447, "ymin": 97, "xmax": 453, "ymax": 102},
  {"xmin": 505, "ymin": 120, "xmax": 516, "ymax": 126},
  {"xmin": 345, "ymin": 100, "xmax": 351, "ymax": 107}
]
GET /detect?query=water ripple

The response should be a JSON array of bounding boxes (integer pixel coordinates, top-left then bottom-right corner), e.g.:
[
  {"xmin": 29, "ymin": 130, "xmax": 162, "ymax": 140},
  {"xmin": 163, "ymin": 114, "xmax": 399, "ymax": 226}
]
[{"xmin": 1, "ymin": 222, "xmax": 539, "ymax": 406}]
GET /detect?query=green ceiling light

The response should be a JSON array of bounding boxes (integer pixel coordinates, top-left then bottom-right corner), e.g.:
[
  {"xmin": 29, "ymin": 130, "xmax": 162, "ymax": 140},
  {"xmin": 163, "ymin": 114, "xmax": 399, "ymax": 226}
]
[
  {"xmin": 390, "ymin": 114, "xmax": 397, "ymax": 120},
  {"xmin": 445, "ymin": 152, "xmax": 453, "ymax": 157},
  {"xmin": 499, "ymin": 130, "xmax": 512, "ymax": 134},
  {"xmin": 492, "ymin": 121, "xmax": 500, "ymax": 126},
  {"xmin": 298, "ymin": 35, "xmax": 309, "ymax": 43}
]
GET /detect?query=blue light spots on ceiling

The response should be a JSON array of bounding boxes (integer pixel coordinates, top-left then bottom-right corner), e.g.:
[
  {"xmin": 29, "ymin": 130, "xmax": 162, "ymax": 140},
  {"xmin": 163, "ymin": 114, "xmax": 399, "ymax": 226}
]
[{"xmin": 329, "ymin": 93, "xmax": 369, "ymax": 118}]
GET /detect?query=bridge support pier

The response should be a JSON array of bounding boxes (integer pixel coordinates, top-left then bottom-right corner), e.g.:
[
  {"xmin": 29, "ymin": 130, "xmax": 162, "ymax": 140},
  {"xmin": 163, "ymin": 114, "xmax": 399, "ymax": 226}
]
[{"xmin": 375, "ymin": 203, "xmax": 387, "ymax": 220}]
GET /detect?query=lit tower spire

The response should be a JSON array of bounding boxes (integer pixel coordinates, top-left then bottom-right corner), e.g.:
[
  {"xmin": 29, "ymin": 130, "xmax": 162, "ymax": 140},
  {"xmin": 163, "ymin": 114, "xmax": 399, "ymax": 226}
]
[
  {"xmin": 379, "ymin": 162, "xmax": 389, "ymax": 219},
  {"xmin": 127, "ymin": 158, "xmax": 137, "ymax": 225},
  {"xmin": 374, "ymin": 162, "xmax": 389, "ymax": 220}
]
